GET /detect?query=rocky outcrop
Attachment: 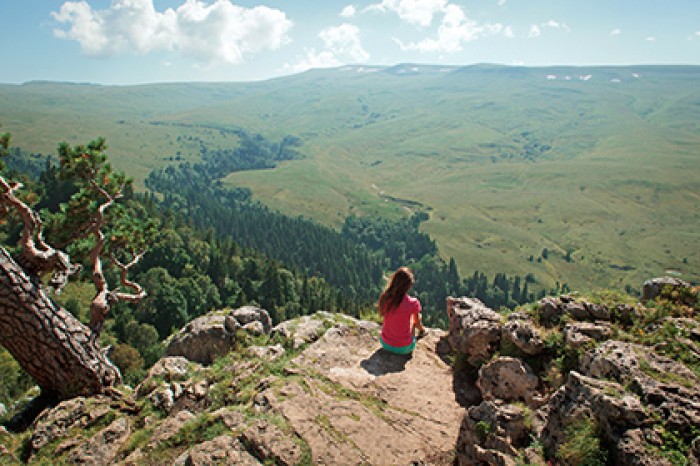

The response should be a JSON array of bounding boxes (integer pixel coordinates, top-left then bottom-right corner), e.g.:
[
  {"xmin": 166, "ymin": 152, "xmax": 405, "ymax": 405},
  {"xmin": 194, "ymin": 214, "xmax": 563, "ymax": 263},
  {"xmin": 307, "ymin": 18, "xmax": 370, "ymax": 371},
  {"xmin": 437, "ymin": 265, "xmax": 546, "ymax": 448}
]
[{"xmin": 446, "ymin": 297, "xmax": 503, "ymax": 365}]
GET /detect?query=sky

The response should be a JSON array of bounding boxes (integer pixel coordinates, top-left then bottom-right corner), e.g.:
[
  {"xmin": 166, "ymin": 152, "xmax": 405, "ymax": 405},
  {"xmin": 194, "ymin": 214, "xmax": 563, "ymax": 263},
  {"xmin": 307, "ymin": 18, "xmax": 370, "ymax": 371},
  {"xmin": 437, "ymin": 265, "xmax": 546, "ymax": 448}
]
[{"xmin": 1, "ymin": 0, "xmax": 699, "ymax": 85}]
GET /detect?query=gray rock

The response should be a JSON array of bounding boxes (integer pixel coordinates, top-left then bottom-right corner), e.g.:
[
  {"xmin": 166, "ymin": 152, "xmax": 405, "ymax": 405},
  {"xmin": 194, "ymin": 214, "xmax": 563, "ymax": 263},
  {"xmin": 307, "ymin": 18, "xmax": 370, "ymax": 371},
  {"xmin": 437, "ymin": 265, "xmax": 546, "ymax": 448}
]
[
  {"xmin": 642, "ymin": 277, "xmax": 693, "ymax": 303},
  {"xmin": 232, "ymin": 305, "xmax": 272, "ymax": 334},
  {"xmin": 539, "ymin": 296, "xmax": 612, "ymax": 324},
  {"xmin": 165, "ymin": 315, "xmax": 237, "ymax": 365},
  {"xmin": 477, "ymin": 357, "xmax": 539, "ymax": 405},
  {"xmin": 502, "ymin": 319, "xmax": 544, "ymax": 355},
  {"xmin": 243, "ymin": 321, "xmax": 265, "ymax": 336},
  {"xmin": 446, "ymin": 297, "xmax": 502, "ymax": 366},
  {"xmin": 136, "ymin": 356, "xmax": 196, "ymax": 398},
  {"xmin": 0, "ymin": 403, "xmax": 6, "ymax": 418}
]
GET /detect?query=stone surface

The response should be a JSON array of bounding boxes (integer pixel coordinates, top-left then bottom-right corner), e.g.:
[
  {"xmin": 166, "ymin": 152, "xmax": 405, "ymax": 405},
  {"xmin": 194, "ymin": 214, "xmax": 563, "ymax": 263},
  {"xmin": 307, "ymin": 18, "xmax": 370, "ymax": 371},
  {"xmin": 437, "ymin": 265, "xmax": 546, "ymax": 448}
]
[
  {"xmin": 164, "ymin": 315, "xmax": 237, "ymax": 365},
  {"xmin": 477, "ymin": 357, "xmax": 539, "ymax": 405},
  {"xmin": 446, "ymin": 297, "xmax": 502, "ymax": 365},
  {"xmin": 267, "ymin": 323, "xmax": 464, "ymax": 465},
  {"xmin": 539, "ymin": 296, "xmax": 612, "ymax": 324},
  {"xmin": 174, "ymin": 435, "xmax": 261, "ymax": 465},
  {"xmin": 502, "ymin": 319, "xmax": 544, "ymax": 355},
  {"xmin": 241, "ymin": 420, "xmax": 304, "ymax": 466},
  {"xmin": 64, "ymin": 416, "xmax": 131, "ymax": 465}
]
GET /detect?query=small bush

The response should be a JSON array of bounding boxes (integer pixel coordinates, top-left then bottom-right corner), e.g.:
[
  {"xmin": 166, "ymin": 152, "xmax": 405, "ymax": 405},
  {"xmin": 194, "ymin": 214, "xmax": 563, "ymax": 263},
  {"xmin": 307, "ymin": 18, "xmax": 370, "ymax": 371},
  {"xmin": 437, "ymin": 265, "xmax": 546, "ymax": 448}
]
[{"xmin": 556, "ymin": 416, "xmax": 608, "ymax": 466}]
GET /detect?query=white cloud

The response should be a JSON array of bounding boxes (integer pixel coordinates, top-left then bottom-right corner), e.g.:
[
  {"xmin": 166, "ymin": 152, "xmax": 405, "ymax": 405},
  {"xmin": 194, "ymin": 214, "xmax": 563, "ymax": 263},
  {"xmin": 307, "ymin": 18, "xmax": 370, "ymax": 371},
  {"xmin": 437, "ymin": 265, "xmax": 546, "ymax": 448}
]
[
  {"xmin": 498, "ymin": 0, "xmax": 506, "ymax": 6},
  {"xmin": 503, "ymin": 26, "xmax": 514, "ymax": 38},
  {"xmin": 282, "ymin": 23, "xmax": 369, "ymax": 73},
  {"xmin": 646, "ymin": 36, "xmax": 656, "ymax": 41},
  {"xmin": 528, "ymin": 19, "xmax": 569, "ymax": 38},
  {"xmin": 319, "ymin": 23, "xmax": 369, "ymax": 62},
  {"xmin": 364, "ymin": 0, "xmax": 448, "ymax": 27},
  {"xmin": 610, "ymin": 28, "xmax": 621, "ymax": 36},
  {"xmin": 340, "ymin": 5, "xmax": 356, "ymax": 18},
  {"xmin": 396, "ymin": 4, "xmax": 507, "ymax": 53},
  {"xmin": 51, "ymin": 0, "xmax": 293, "ymax": 64}
]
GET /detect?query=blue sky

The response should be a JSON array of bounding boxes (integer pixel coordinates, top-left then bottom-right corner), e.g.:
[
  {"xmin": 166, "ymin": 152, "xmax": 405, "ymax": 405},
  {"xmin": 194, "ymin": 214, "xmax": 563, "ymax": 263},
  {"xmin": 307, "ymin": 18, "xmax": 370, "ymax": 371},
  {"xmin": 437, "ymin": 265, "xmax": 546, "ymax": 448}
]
[{"xmin": 1, "ymin": 0, "xmax": 699, "ymax": 84}]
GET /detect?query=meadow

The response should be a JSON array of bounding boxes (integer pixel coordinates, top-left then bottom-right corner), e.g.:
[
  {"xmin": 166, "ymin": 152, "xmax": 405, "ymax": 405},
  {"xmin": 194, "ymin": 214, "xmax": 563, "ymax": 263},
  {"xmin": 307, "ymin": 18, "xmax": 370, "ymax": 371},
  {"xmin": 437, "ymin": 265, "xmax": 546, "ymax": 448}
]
[{"xmin": 1, "ymin": 64, "xmax": 699, "ymax": 291}]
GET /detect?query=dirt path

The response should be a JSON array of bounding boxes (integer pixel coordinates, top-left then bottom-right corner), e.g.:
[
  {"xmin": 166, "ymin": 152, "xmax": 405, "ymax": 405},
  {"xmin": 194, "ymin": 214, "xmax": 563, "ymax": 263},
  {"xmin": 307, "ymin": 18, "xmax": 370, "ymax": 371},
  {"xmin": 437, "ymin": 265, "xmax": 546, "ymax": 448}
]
[{"xmin": 263, "ymin": 322, "xmax": 466, "ymax": 465}]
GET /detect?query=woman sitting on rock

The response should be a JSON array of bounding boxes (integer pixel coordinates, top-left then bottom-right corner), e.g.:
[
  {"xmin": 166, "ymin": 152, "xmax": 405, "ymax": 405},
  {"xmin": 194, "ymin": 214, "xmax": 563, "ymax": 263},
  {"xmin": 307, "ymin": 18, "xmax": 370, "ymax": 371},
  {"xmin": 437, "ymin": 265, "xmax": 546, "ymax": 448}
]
[{"xmin": 378, "ymin": 267, "xmax": 426, "ymax": 355}]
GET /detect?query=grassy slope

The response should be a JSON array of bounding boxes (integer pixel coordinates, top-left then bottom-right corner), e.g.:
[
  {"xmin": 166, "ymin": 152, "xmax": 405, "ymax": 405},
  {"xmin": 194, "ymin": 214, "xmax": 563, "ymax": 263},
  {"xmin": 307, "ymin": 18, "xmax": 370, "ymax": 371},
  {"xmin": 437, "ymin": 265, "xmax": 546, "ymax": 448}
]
[{"xmin": 1, "ymin": 65, "xmax": 698, "ymax": 291}]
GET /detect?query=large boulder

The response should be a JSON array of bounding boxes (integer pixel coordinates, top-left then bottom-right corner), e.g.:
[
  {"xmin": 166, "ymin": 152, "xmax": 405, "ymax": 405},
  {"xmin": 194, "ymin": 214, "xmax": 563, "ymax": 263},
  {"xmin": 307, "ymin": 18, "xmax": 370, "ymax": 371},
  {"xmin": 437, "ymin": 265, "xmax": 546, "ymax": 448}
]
[
  {"xmin": 165, "ymin": 315, "xmax": 237, "ymax": 365},
  {"xmin": 642, "ymin": 277, "xmax": 693, "ymax": 303},
  {"xmin": 477, "ymin": 357, "xmax": 539, "ymax": 405},
  {"xmin": 446, "ymin": 297, "xmax": 503, "ymax": 366},
  {"xmin": 64, "ymin": 417, "xmax": 131, "ymax": 465},
  {"xmin": 563, "ymin": 321, "xmax": 613, "ymax": 348}
]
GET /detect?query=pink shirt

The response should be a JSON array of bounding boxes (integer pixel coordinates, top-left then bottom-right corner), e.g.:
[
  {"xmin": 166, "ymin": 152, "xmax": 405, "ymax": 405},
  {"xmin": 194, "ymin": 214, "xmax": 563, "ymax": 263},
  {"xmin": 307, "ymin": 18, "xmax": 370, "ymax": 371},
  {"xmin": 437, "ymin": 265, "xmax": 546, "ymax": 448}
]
[{"xmin": 381, "ymin": 294, "xmax": 422, "ymax": 347}]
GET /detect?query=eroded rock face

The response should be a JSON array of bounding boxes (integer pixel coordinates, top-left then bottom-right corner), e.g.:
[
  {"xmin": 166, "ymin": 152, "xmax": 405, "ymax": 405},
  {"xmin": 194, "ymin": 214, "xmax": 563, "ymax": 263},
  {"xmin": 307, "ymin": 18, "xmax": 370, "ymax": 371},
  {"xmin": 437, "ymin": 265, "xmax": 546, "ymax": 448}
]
[
  {"xmin": 241, "ymin": 420, "xmax": 304, "ymax": 466},
  {"xmin": 165, "ymin": 315, "xmax": 237, "ymax": 365},
  {"xmin": 477, "ymin": 357, "xmax": 539, "ymax": 405},
  {"xmin": 446, "ymin": 297, "xmax": 502, "ymax": 366},
  {"xmin": 135, "ymin": 357, "xmax": 206, "ymax": 414}
]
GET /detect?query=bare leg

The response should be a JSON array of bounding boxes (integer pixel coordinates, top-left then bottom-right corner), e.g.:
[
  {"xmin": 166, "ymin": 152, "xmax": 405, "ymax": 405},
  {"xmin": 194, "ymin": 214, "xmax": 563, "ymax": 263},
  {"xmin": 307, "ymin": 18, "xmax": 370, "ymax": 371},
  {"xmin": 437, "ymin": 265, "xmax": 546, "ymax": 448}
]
[{"xmin": 412, "ymin": 313, "xmax": 426, "ymax": 338}]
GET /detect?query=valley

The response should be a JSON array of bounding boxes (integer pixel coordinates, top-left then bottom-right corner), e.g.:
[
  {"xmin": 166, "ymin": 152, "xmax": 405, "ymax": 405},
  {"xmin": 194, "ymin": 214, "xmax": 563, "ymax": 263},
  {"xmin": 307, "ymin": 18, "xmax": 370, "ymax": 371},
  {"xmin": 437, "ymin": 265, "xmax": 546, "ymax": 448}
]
[{"xmin": 1, "ymin": 64, "xmax": 699, "ymax": 291}]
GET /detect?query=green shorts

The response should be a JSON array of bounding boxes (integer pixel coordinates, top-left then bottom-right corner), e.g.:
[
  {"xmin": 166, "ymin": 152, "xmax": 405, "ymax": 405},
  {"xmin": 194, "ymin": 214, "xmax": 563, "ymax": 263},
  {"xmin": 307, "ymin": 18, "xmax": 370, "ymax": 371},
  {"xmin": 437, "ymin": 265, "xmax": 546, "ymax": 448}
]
[{"xmin": 380, "ymin": 336, "xmax": 416, "ymax": 355}]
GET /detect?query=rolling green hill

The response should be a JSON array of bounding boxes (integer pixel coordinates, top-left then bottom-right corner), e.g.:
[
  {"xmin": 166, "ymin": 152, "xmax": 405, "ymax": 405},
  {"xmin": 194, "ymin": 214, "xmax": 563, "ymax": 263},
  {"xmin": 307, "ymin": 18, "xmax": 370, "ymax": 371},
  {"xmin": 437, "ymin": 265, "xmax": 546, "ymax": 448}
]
[{"xmin": 1, "ymin": 64, "xmax": 699, "ymax": 291}]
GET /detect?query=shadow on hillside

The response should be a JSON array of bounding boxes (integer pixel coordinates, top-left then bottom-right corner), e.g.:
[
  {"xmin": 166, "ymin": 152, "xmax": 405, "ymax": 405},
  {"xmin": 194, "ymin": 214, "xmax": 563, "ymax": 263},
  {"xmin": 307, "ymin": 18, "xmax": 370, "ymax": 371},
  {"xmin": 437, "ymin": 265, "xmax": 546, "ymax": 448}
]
[{"xmin": 360, "ymin": 349, "xmax": 412, "ymax": 376}]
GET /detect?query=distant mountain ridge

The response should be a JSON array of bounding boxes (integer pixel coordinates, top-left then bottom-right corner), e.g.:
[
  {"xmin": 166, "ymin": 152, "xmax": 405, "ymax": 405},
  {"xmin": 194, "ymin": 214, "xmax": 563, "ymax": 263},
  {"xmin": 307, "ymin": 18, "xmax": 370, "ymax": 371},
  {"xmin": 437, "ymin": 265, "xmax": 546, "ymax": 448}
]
[{"xmin": 1, "ymin": 63, "xmax": 699, "ymax": 291}]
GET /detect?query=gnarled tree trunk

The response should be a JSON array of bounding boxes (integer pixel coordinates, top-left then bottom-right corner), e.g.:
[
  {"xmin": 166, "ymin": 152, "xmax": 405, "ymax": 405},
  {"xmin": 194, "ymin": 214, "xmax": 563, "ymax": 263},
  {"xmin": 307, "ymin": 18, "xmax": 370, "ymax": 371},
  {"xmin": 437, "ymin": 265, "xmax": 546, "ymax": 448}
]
[{"xmin": 0, "ymin": 246, "xmax": 121, "ymax": 400}]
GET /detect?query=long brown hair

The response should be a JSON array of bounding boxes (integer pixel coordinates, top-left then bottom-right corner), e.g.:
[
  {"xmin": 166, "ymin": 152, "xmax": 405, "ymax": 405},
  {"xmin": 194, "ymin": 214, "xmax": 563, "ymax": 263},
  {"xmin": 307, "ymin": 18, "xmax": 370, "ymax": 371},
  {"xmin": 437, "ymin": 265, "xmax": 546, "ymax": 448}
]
[{"xmin": 377, "ymin": 267, "xmax": 414, "ymax": 317}]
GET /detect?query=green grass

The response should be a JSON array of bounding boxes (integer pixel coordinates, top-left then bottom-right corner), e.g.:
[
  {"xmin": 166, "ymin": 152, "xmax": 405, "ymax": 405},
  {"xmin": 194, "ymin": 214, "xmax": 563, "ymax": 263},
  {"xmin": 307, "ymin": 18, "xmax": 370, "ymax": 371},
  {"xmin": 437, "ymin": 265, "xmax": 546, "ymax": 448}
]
[{"xmin": 3, "ymin": 64, "xmax": 700, "ymax": 291}]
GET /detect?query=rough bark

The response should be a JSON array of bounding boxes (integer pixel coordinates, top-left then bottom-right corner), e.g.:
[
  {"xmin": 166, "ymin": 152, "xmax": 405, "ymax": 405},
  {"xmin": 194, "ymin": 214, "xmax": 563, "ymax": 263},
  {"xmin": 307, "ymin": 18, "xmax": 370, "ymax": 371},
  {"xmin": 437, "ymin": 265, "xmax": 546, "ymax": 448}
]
[{"xmin": 0, "ymin": 246, "xmax": 121, "ymax": 399}]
